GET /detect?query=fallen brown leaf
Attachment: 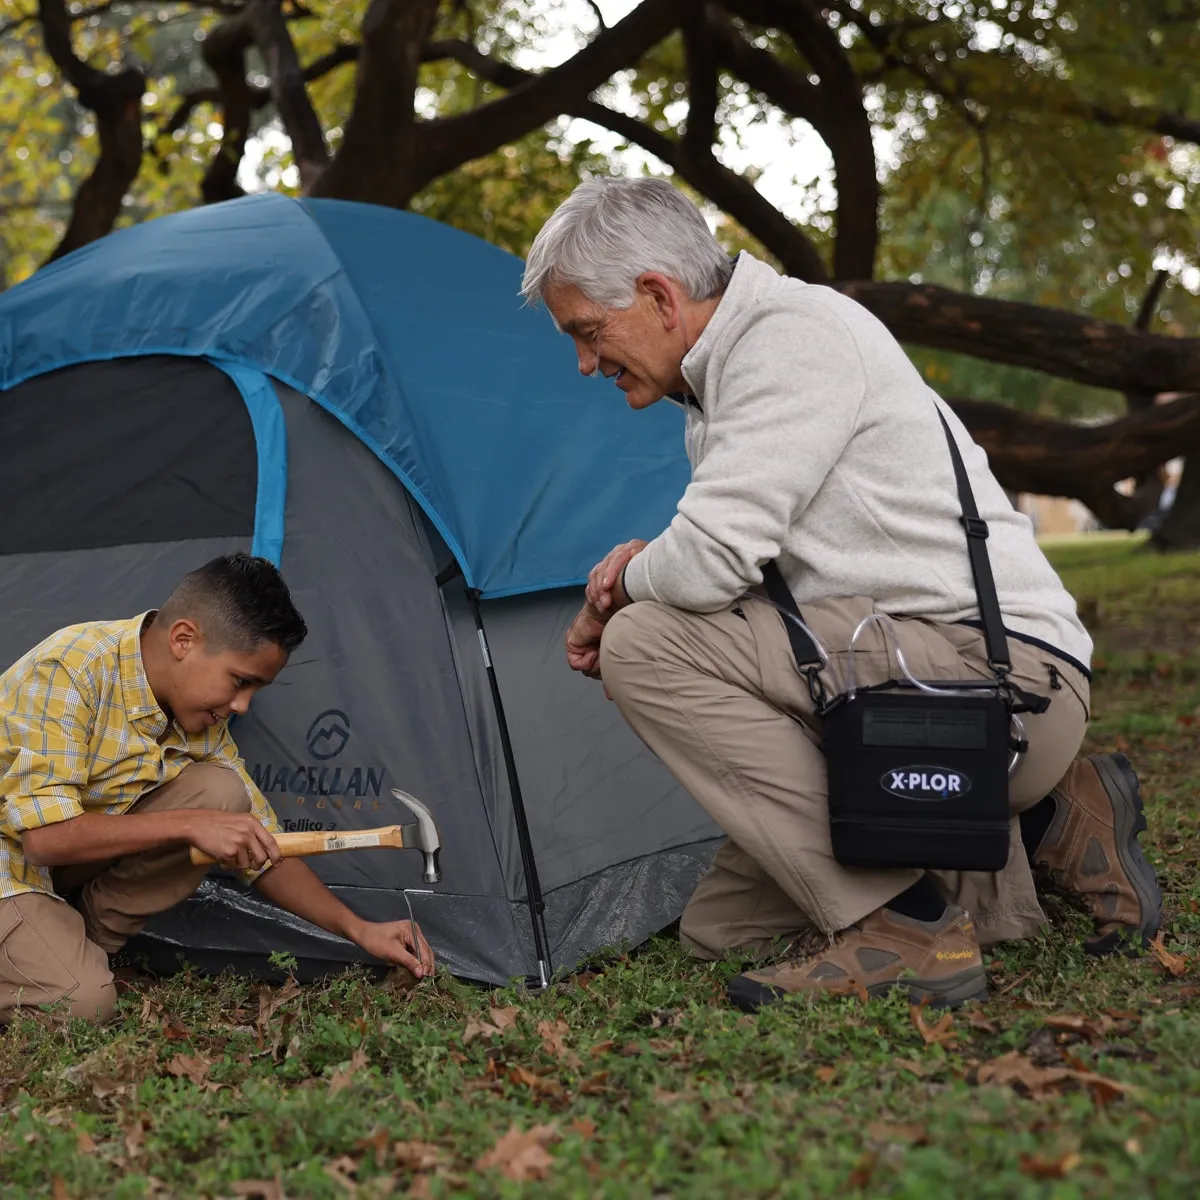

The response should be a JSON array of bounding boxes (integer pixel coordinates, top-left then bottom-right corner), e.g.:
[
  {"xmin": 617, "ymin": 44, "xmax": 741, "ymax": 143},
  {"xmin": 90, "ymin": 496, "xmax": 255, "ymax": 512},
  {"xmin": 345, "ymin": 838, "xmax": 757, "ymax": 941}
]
[
  {"xmin": 76, "ymin": 1127, "xmax": 97, "ymax": 1153},
  {"xmin": 507, "ymin": 1063, "xmax": 566, "ymax": 1099},
  {"xmin": 976, "ymin": 1051, "xmax": 1140, "ymax": 1103},
  {"xmin": 1044, "ymin": 1013, "xmax": 1114, "ymax": 1041},
  {"xmin": 475, "ymin": 1123, "xmax": 560, "ymax": 1182},
  {"xmin": 910, "ymin": 1005, "xmax": 957, "ymax": 1047},
  {"xmin": 867, "ymin": 1122, "xmax": 930, "ymax": 1146},
  {"xmin": 89, "ymin": 1075, "xmax": 133, "ymax": 1102},
  {"xmin": 965, "ymin": 1010, "xmax": 1000, "ymax": 1035},
  {"xmin": 393, "ymin": 1141, "xmax": 442, "ymax": 1171},
  {"xmin": 124, "ymin": 1117, "xmax": 147, "ymax": 1160},
  {"xmin": 166, "ymin": 1052, "xmax": 211, "ymax": 1087},
  {"xmin": 568, "ymin": 1117, "xmax": 597, "ymax": 1139},
  {"xmin": 814, "ymin": 1066, "xmax": 837, "ymax": 1084},
  {"xmin": 51, "ymin": 1177, "xmax": 68, "ymax": 1200},
  {"xmin": 256, "ymin": 977, "xmax": 303, "ymax": 1044},
  {"xmin": 323, "ymin": 1155, "xmax": 360, "ymax": 1192},
  {"xmin": 892, "ymin": 1058, "xmax": 934, "ymax": 1077},
  {"xmin": 1149, "ymin": 933, "xmax": 1190, "ymax": 978},
  {"xmin": 231, "ymin": 1178, "xmax": 287, "ymax": 1200},
  {"xmin": 589, "ymin": 1039, "xmax": 615, "ymax": 1059},
  {"xmin": 489, "ymin": 1006, "xmax": 522, "ymax": 1031},
  {"xmin": 537, "ymin": 1018, "xmax": 571, "ymax": 1058},
  {"xmin": 355, "ymin": 1128, "xmax": 391, "ymax": 1169},
  {"xmin": 1019, "ymin": 1151, "xmax": 1082, "ymax": 1178},
  {"xmin": 328, "ymin": 1048, "xmax": 369, "ymax": 1095}
]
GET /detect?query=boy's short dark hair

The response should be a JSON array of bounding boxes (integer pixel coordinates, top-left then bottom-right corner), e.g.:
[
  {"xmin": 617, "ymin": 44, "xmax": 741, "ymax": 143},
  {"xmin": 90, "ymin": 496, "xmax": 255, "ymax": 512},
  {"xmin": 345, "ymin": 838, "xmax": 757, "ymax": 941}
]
[{"xmin": 158, "ymin": 553, "xmax": 307, "ymax": 654}]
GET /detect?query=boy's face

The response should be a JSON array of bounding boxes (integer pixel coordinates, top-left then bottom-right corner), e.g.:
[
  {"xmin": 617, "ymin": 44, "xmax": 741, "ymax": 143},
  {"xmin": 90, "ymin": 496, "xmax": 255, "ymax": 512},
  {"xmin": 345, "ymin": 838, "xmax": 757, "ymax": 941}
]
[{"xmin": 159, "ymin": 619, "xmax": 289, "ymax": 734}]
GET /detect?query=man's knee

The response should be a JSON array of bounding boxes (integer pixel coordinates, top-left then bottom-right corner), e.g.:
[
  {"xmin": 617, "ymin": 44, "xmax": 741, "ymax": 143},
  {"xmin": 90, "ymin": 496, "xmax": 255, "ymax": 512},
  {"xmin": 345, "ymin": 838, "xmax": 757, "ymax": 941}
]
[{"xmin": 599, "ymin": 602, "xmax": 680, "ymax": 689}]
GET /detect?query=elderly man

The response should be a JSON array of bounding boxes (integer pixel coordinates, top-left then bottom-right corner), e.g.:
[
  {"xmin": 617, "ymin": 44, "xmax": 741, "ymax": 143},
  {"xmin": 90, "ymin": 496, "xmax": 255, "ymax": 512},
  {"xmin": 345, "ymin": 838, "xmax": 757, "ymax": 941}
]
[{"xmin": 522, "ymin": 176, "xmax": 1162, "ymax": 1011}]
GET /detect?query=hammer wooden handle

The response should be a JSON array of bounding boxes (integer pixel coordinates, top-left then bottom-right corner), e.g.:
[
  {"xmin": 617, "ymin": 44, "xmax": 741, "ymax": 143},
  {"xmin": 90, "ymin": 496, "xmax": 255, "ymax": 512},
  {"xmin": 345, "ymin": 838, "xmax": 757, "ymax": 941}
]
[{"xmin": 189, "ymin": 824, "xmax": 408, "ymax": 866}]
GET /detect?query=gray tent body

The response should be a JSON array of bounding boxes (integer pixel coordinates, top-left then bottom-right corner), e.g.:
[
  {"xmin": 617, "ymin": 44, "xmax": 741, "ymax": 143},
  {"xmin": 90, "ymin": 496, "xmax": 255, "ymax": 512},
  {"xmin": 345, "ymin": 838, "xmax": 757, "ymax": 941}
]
[{"xmin": 1, "ymin": 356, "xmax": 720, "ymax": 984}]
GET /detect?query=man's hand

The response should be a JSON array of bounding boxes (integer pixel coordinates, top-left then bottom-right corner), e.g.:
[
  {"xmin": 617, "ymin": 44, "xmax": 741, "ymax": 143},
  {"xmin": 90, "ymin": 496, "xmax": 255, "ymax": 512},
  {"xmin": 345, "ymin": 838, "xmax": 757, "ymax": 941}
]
[
  {"xmin": 586, "ymin": 539, "xmax": 647, "ymax": 614},
  {"xmin": 186, "ymin": 813, "xmax": 282, "ymax": 872},
  {"xmin": 350, "ymin": 918, "xmax": 435, "ymax": 979},
  {"xmin": 566, "ymin": 605, "xmax": 609, "ymax": 678}
]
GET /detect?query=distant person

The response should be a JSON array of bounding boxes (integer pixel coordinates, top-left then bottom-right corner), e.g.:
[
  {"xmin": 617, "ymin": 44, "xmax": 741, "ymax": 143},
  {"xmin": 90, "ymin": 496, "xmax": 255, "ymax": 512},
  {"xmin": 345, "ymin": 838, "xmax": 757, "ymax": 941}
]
[
  {"xmin": 0, "ymin": 553, "xmax": 433, "ymax": 1024},
  {"xmin": 522, "ymin": 177, "xmax": 1162, "ymax": 1011}
]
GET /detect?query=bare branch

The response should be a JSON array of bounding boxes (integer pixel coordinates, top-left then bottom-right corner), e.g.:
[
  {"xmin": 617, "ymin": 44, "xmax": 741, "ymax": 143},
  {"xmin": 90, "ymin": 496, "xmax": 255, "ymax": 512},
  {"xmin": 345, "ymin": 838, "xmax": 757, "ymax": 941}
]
[
  {"xmin": 682, "ymin": 4, "xmax": 719, "ymax": 156},
  {"xmin": 39, "ymin": 0, "xmax": 145, "ymax": 262},
  {"xmin": 417, "ymin": 0, "xmax": 679, "ymax": 187},
  {"xmin": 720, "ymin": 0, "xmax": 878, "ymax": 279},
  {"xmin": 245, "ymin": 0, "xmax": 329, "ymax": 189},
  {"xmin": 196, "ymin": 11, "xmax": 254, "ymax": 203}
]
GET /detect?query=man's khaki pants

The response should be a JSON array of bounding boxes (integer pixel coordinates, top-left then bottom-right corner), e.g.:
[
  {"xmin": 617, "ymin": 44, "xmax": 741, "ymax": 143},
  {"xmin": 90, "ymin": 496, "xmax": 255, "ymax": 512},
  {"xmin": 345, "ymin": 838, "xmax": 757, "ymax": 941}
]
[
  {"xmin": 599, "ymin": 594, "xmax": 1091, "ymax": 959},
  {"xmin": 0, "ymin": 764, "xmax": 252, "ymax": 1023}
]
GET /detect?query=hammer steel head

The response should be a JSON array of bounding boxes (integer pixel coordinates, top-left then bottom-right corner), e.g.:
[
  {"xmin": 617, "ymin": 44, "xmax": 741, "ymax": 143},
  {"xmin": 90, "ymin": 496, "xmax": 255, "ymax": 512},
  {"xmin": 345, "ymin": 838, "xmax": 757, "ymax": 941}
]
[{"xmin": 391, "ymin": 788, "xmax": 442, "ymax": 883}]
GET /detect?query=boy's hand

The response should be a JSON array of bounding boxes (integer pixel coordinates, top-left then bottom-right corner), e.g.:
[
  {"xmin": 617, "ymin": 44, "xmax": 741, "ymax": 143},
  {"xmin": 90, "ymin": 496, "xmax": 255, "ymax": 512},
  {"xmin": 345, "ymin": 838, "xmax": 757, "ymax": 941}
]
[
  {"xmin": 186, "ymin": 813, "xmax": 282, "ymax": 872},
  {"xmin": 350, "ymin": 919, "xmax": 435, "ymax": 978}
]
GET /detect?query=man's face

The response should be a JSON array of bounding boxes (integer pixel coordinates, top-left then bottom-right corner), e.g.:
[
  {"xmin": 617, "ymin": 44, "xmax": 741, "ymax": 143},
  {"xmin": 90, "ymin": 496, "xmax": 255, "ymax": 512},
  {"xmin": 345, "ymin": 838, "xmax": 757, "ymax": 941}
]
[
  {"xmin": 160, "ymin": 620, "xmax": 288, "ymax": 734},
  {"xmin": 543, "ymin": 277, "xmax": 685, "ymax": 410}
]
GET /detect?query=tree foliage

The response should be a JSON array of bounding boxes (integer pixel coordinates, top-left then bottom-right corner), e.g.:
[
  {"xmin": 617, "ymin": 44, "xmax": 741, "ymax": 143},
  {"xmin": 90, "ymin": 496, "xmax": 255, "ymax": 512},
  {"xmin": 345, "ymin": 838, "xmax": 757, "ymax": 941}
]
[{"xmin": 2, "ymin": 0, "xmax": 1199, "ymax": 540}]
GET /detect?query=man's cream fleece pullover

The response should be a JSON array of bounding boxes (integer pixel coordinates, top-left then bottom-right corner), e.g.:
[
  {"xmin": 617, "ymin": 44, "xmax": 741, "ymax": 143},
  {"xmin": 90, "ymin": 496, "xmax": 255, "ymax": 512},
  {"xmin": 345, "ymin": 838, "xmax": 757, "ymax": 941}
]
[{"xmin": 621, "ymin": 253, "xmax": 1092, "ymax": 668}]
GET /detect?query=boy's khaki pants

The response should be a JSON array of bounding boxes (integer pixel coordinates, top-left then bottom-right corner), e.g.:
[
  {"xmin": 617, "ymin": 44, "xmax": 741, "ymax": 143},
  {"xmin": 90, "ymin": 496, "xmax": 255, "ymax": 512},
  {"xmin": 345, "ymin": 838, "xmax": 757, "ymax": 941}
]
[
  {"xmin": 599, "ymin": 594, "xmax": 1091, "ymax": 957},
  {"xmin": 0, "ymin": 763, "xmax": 252, "ymax": 1023}
]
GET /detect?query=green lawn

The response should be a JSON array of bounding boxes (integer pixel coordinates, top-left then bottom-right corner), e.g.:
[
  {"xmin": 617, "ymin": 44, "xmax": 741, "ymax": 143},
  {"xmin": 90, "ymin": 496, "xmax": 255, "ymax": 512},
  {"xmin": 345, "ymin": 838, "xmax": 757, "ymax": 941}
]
[{"xmin": 2, "ymin": 536, "xmax": 1198, "ymax": 1198}]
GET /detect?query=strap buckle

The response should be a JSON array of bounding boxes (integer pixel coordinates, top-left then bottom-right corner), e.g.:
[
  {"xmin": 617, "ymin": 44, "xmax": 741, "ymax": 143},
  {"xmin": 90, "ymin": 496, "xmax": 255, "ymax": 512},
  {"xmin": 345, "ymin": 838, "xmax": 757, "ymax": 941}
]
[{"xmin": 960, "ymin": 515, "xmax": 989, "ymax": 540}]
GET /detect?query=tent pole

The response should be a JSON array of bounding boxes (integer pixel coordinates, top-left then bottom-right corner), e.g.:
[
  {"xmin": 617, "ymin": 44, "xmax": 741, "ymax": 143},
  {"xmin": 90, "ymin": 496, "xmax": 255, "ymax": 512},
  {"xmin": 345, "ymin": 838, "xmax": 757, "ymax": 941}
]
[{"xmin": 465, "ymin": 589, "xmax": 553, "ymax": 988}]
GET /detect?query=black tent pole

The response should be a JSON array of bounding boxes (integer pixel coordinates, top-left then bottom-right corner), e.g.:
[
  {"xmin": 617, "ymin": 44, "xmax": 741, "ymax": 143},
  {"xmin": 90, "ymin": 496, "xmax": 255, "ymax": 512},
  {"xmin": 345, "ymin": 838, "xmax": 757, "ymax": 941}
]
[{"xmin": 464, "ymin": 588, "xmax": 553, "ymax": 988}]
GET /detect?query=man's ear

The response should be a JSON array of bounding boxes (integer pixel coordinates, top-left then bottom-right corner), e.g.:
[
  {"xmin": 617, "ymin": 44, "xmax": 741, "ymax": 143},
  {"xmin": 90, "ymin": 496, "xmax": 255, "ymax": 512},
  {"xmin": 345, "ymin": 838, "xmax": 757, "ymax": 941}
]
[
  {"xmin": 167, "ymin": 618, "xmax": 202, "ymax": 661},
  {"xmin": 636, "ymin": 272, "xmax": 682, "ymax": 330}
]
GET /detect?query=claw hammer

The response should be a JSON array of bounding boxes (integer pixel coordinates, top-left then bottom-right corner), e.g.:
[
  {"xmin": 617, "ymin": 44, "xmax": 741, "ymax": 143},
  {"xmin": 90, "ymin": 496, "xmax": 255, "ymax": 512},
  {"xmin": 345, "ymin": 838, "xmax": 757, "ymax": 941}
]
[{"xmin": 189, "ymin": 788, "xmax": 443, "ymax": 883}]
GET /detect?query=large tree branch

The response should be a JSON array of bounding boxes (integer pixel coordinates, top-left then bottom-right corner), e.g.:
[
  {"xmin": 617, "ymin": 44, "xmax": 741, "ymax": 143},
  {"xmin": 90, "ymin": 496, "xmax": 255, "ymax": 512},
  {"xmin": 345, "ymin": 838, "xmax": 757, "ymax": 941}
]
[
  {"xmin": 415, "ymin": 0, "xmax": 680, "ymax": 191},
  {"xmin": 837, "ymin": 280, "xmax": 1200, "ymax": 394},
  {"xmin": 246, "ymin": 0, "xmax": 329, "ymax": 190},
  {"xmin": 197, "ymin": 13, "xmax": 254, "ymax": 204},
  {"xmin": 720, "ymin": 0, "xmax": 878, "ymax": 279},
  {"xmin": 309, "ymin": 0, "xmax": 439, "ymax": 203},
  {"xmin": 949, "ymin": 394, "xmax": 1200, "ymax": 530},
  {"xmin": 39, "ymin": 0, "xmax": 145, "ymax": 263},
  {"xmin": 682, "ymin": 4, "xmax": 720, "ymax": 157}
]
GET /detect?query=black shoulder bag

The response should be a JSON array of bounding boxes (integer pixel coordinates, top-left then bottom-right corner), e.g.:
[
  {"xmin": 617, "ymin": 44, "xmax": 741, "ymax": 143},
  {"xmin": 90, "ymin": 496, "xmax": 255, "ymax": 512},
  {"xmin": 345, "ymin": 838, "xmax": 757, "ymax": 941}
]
[{"xmin": 762, "ymin": 409, "xmax": 1049, "ymax": 872}]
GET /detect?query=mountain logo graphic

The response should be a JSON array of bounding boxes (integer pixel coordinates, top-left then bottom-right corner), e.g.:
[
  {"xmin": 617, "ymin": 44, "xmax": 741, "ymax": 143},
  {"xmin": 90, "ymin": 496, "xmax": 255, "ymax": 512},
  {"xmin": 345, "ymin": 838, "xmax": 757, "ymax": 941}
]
[{"xmin": 305, "ymin": 709, "xmax": 351, "ymax": 760}]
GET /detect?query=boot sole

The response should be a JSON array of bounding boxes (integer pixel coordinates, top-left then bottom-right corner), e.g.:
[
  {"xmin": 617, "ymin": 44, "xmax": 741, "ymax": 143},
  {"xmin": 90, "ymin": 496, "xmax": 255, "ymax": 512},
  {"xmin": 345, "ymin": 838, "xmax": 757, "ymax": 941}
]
[
  {"xmin": 868, "ymin": 966, "xmax": 989, "ymax": 1009},
  {"xmin": 728, "ymin": 966, "xmax": 988, "ymax": 1013},
  {"xmin": 1088, "ymin": 752, "xmax": 1163, "ymax": 954}
]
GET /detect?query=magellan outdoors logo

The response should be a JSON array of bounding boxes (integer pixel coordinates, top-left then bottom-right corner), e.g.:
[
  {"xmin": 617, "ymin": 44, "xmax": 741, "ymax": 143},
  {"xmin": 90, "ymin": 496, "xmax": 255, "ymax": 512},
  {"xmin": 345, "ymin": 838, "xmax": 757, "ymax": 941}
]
[
  {"xmin": 881, "ymin": 766, "xmax": 971, "ymax": 801},
  {"xmin": 306, "ymin": 709, "xmax": 350, "ymax": 760},
  {"xmin": 251, "ymin": 709, "xmax": 387, "ymax": 828}
]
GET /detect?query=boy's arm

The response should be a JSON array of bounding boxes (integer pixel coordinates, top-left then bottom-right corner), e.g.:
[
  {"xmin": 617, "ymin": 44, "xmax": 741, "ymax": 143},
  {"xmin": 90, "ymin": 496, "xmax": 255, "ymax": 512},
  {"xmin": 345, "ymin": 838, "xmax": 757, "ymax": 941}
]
[{"xmin": 204, "ymin": 730, "xmax": 434, "ymax": 978}]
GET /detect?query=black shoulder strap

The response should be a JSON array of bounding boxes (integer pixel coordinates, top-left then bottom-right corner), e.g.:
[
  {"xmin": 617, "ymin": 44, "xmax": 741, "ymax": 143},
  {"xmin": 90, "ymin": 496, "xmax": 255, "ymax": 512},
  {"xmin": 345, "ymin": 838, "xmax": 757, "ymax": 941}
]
[
  {"xmin": 934, "ymin": 407, "xmax": 1011, "ymax": 674},
  {"xmin": 761, "ymin": 561, "xmax": 823, "ymax": 668}
]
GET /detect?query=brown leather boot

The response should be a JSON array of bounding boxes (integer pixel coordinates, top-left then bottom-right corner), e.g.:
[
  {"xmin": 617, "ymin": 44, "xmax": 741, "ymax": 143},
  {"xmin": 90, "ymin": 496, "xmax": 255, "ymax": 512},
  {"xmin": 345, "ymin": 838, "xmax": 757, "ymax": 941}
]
[
  {"xmin": 727, "ymin": 906, "xmax": 987, "ymax": 1012},
  {"xmin": 1032, "ymin": 752, "xmax": 1162, "ymax": 955}
]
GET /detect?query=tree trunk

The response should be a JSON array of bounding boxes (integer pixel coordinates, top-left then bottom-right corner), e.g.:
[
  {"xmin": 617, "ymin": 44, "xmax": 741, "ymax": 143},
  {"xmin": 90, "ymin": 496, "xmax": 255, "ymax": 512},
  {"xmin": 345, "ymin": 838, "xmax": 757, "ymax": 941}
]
[
  {"xmin": 836, "ymin": 280, "xmax": 1200, "ymax": 394},
  {"xmin": 947, "ymin": 395, "xmax": 1200, "ymax": 533},
  {"xmin": 1150, "ymin": 458, "xmax": 1200, "ymax": 550}
]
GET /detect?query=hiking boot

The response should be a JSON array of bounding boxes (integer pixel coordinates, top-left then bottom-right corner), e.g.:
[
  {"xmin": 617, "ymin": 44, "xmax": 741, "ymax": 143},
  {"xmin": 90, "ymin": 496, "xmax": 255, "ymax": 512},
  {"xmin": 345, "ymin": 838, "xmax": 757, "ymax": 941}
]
[
  {"xmin": 727, "ymin": 906, "xmax": 987, "ymax": 1013},
  {"xmin": 1032, "ymin": 752, "xmax": 1162, "ymax": 955}
]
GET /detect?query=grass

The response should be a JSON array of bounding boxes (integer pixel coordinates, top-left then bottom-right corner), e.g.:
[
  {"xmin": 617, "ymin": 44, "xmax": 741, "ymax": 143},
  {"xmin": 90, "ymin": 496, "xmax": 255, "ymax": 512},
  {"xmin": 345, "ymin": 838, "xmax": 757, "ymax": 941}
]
[{"xmin": 3, "ymin": 536, "xmax": 1199, "ymax": 1198}]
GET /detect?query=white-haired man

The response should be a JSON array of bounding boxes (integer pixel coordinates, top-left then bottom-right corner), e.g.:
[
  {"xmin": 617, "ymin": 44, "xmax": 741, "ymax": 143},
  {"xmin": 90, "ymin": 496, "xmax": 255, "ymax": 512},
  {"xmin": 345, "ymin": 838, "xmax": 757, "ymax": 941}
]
[{"xmin": 522, "ymin": 176, "xmax": 1161, "ymax": 1011}]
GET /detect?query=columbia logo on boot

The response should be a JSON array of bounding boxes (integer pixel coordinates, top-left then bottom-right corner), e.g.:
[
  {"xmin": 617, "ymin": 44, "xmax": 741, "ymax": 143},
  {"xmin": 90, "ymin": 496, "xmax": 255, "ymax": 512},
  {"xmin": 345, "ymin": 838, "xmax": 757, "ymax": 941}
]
[{"xmin": 881, "ymin": 766, "xmax": 972, "ymax": 801}]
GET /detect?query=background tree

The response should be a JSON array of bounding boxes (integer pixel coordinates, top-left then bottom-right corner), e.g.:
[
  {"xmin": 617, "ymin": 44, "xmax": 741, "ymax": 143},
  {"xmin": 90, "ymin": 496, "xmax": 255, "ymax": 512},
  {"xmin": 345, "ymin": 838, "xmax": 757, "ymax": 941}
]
[{"xmin": 2, "ymin": 0, "xmax": 1198, "ymax": 543}]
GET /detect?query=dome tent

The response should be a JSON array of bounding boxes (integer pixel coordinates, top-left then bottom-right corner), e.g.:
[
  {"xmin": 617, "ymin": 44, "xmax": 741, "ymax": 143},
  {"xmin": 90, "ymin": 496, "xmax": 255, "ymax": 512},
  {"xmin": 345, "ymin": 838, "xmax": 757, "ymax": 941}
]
[{"xmin": 0, "ymin": 192, "xmax": 720, "ymax": 985}]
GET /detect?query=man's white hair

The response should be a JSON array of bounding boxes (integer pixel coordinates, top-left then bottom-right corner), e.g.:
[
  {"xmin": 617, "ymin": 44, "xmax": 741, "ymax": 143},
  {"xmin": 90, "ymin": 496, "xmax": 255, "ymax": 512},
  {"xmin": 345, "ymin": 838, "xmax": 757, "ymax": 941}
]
[{"xmin": 521, "ymin": 176, "xmax": 733, "ymax": 309}]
